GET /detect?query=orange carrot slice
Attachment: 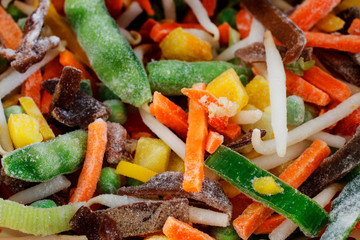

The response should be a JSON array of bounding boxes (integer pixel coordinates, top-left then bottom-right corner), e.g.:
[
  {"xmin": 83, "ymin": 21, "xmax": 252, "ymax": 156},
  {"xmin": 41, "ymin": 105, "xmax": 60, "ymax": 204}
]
[
  {"xmin": 289, "ymin": 0, "xmax": 341, "ymax": 31},
  {"xmin": 205, "ymin": 130, "xmax": 224, "ymax": 154},
  {"xmin": 163, "ymin": 217, "xmax": 215, "ymax": 240},
  {"xmin": 302, "ymin": 66, "xmax": 351, "ymax": 102},
  {"xmin": 105, "ymin": 0, "xmax": 123, "ymax": 18},
  {"xmin": 40, "ymin": 91, "xmax": 53, "ymax": 114},
  {"xmin": 202, "ymin": 0, "xmax": 217, "ymax": 17},
  {"xmin": 210, "ymin": 121, "xmax": 241, "ymax": 140},
  {"xmin": 233, "ymin": 140, "xmax": 330, "ymax": 239},
  {"xmin": 69, "ymin": 119, "xmax": 107, "ymax": 203},
  {"xmin": 21, "ymin": 70, "xmax": 43, "ymax": 108},
  {"xmin": 183, "ymin": 83, "xmax": 208, "ymax": 193},
  {"xmin": 0, "ymin": 6, "xmax": 23, "ymax": 50},
  {"xmin": 304, "ymin": 32, "xmax": 360, "ymax": 53},
  {"xmin": 218, "ymin": 22, "xmax": 230, "ymax": 46},
  {"xmin": 236, "ymin": 9, "xmax": 252, "ymax": 39},
  {"xmin": 254, "ymin": 214, "xmax": 286, "ymax": 234},
  {"xmin": 285, "ymin": 69, "xmax": 330, "ymax": 106},
  {"xmin": 334, "ymin": 106, "xmax": 360, "ymax": 136},
  {"xmin": 43, "ymin": 57, "xmax": 64, "ymax": 81},
  {"xmin": 348, "ymin": 18, "xmax": 360, "ymax": 35},
  {"xmin": 150, "ymin": 23, "xmax": 204, "ymax": 42},
  {"xmin": 135, "ymin": 0, "xmax": 154, "ymax": 16}
]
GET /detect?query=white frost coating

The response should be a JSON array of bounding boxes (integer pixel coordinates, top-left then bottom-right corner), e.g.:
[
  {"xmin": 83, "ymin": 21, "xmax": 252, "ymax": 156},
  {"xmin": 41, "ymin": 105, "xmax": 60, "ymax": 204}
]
[
  {"xmin": 182, "ymin": 29, "xmax": 219, "ymax": 50},
  {"xmin": 0, "ymin": 103, "xmax": 13, "ymax": 152},
  {"xmin": 116, "ymin": 1, "xmax": 143, "ymax": 28},
  {"xmin": 216, "ymin": 18, "xmax": 265, "ymax": 61},
  {"xmin": 184, "ymin": 0, "xmax": 219, "ymax": 41},
  {"xmin": 118, "ymin": 28, "xmax": 142, "ymax": 45},
  {"xmin": 162, "ymin": 0, "xmax": 176, "ymax": 21},
  {"xmin": 0, "ymin": 45, "xmax": 64, "ymax": 99},
  {"xmin": 139, "ymin": 107, "xmax": 186, "ymax": 159},
  {"xmin": 269, "ymin": 183, "xmax": 343, "ymax": 240},
  {"xmin": 252, "ymin": 92, "xmax": 360, "ymax": 155},
  {"xmin": 87, "ymin": 194, "xmax": 148, "ymax": 208},
  {"xmin": 252, "ymin": 141, "xmax": 311, "ymax": 170},
  {"xmin": 264, "ymin": 30, "xmax": 287, "ymax": 157},
  {"xmin": 231, "ymin": 110, "xmax": 263, "ymax": 125},
  {"xmin": 134, "ymin": 44, "xmax": 154, "ymax": 67},
  {"xmin": 189, "ymin": 206, "xmax": 229, "ymax": 227},
  {"xmin": 8, "ymin": 176, "xmax": 71, "ymax": 204},
  {"xmin": 13, "ymin": 1, "xmax": 35, "ymax": 15},
  {"xmin": 307, "ymin": 132, "xmax": 346, "ymax": 149}
]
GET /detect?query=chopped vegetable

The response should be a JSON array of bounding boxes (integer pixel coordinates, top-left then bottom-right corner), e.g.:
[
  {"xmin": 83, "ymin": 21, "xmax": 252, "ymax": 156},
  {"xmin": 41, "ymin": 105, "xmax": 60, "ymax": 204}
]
[
  {"xmin": 205, "ymin": 130, "xmax": 224, "ymax": 154},
  {"xmin": 21, "ymin": 70, "xmax": 43, "ymax": 108},
  {"xmin": 0, "ymin": 5, "xmax": 23, "ymax": 50},
  {"xmin": 103, "ymin": 99, "xmax": 127, "ymax": 125},
  {"xmin": 245, "ymin": 76, "xmax": 270, "ymax": 111},
  {"xmin": 305, "ymin": 32, "xmax": 360, "ymax": 53},
  {"xmin": 96, "ymin": 167, "xmax": 121, "ymax": 194},
  {"xmin": 348, "ymin": 18, "xmax": 360, "ymax": 35},
  {"xmin": 286, "ymin": 95, "xmax": 305, "ymax": 126},
  {"xmin": 285, "ymin": 57, "xmax": 315, "ymax": 76},
  {"xmin": 30, "ymin": 199, "xmax": 57, "ymax": 208},
  {"xmin": 116, "ymin": 160, "xmax": 158, "ymax": 182},
  {"xmin": 236, "ymin": 8, "xmax": 252, "ymax": 39},
  {"xmin": 316, "ymin": 13, "xmax": 345, "ymax": 32},
  {"xmin": 4, "ymin": 105, "xmax": 24, "ymax": 121},
  {"xmin": 252, "ymin": 176, "xmax": 284, "ymax": 195}
]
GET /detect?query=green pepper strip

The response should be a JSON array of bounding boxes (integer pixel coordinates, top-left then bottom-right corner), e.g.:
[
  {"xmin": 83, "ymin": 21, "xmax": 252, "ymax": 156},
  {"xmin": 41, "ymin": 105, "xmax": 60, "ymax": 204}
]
[
  {"xmin": 65, "ymin": 0, "xmax": 152, "ymax": 107},
  {"xmin": 205, "ymin": 146, "xmax": 328, "ymax": 237},
  {"xmin": 320, "ymin": 173, "xmax": 360, "ymax": 240}
]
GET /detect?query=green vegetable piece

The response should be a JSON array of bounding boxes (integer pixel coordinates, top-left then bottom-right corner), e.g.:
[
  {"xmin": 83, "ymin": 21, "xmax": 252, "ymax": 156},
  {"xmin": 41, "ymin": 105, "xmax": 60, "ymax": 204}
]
[
  {"xmin": 65, "ymin": 0, "xmax": 152, "ymax": 107},
  {"xmin": 17, "ymin": 18, "xmax": 26, "ymax": 32},
  {"xmin": 304, "ymin": 104, "xmax": 317, "ymax": 123},
  {"xmin": 103, "ymin": 99, "xmax": 127, "ymax": 124},
  {"xmin": 217, "ymin": 8, "xmax": 237, "ymax": 29},
  {"xmin": 97, "ymin": 167, "xmax": 122, "ymax": 194},
  {"xmin": 2, "ymin": 130, "xmax": 88, "ymax": 182},
  {"xmin": 205, "ymin": 146, "xmax": 328, "ymax": 237},
  {"xmin": 4, "ymin": 105, "xmax": 24, "ymax": 122},
  {"xmin": 147, "ymin": 60, "xmax": 252, "ymax": 95},
  {"xmin": 6, "ymin": 4, "xmax": 26, "ymax": 22},
  {"xmin": 79, "ymin": 79, "xmax": 93, "ymax": 96},
  {"xmin": 210, "ymin": 223, "xmax": 240, "ymax": 240},
  {"xmin": 285, "ymin": 57, "xmax": 315, "ymax": 76},
  {"xmin": 320, "ymin": 174, "xmax": 360, "ymax": 240},
  {"xmin": 229, "ymin": 27, "xmax": 240, "ymax": 46},
  {"xmin": 30, "ymin": 199, "xmax": 57, "ymax": 208},
  {"xmin": 287, "ymin": 95, "xmax": 305, "ymax": 126},
  {"xmin": 126, "ymin": 177, "xmax": 144, "ymax": 186},
  {"xmin": 0, "ymin": 198, "xmax": 82, "ymax": 235},
  {"xmin": 99, "ymin": 84, "xmax": 119, "ymax": 101}
]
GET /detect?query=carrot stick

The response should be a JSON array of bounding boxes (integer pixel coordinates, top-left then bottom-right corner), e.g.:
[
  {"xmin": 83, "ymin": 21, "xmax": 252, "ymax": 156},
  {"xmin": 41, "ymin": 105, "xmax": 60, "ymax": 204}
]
[
  {"xmin": 21, "ymin": 70, "xmax": 43, "ymax": 108},
  {"xmin": 40, "ymin": 91, "xmax": 53, "ymax": 114},
  {"xmin": 348, "ymin": 18, "xmax": 360, "ymax": 35},
  {"xmin": 150, "ymin": 23, "xmax": 204, "ymax": 42},
  {"xmin": 139, "ymin": 18, "xmax": 158, "ymax": 42},
  {"xmin": 163, "ymin": 217, "xmax": 215, "ymax": 240},
  {"xmin": 202, "ymin": 0, "xmax": 217, "ymax": 17},
  {"xmin": 230, "ymin": 193, "xmax": 253, "ymax": 219},
  {"xmin": 233, "ymin": 140, "xmax": 330, "ymax": 239},
  {"xmin": 285, "ymin": 69, "xmax": 330, "ymax": 106},
  {"xmin": 236, "ymin": 9, "xmax": 252, "ymax": 39},
  {"xmin": 0, "ymin": 6, "xmax": 23, "ymax": 50},
  {"xmin": 183, "ymin": 83, "xmax": 208, "ymax": 193},
  {"xmin": 302, "ymin": 66, "xmax": 351, "ymax": 102},
  {"xmin": 149, "ymin": 91, "xmax": 189, "ymax": 139},
  {"xmin": 210, "ymin": 120, "xmax": 241, "ymax": 140},
  {"xmin": 304, "ymin": 32, "xmax": 360, "ymax": 53},
  {"xmin": 334, "ymin": 106, "xmax": 360, "ymax": 136},
  {"xmin": 289, "ymin": 0, "xmax": 341, "ymax": 31},
  {"xmin": 205, "ymin": 130, "xmax": 224, "ymax": 154},
  {"xmin": 43, "ymin": 57, "xmax": 64, "ymax": 81},
  {"xmin": 105, "ymin": 0, "xmax": 123, "ymax": 18},
  {"xmin": 254, "ymin": 214, "xmax": 286, "ymax": 234},
  {"xmin": 69, "ymin": 119, "xmax": 107, "ymax": 203},
  {"xmin": 135, "ymin": 0, "xmax": 154, "ymax": 16},
  {"xmin": 218, "ymin": 22, "xmax": 230, "ymax": 46}
]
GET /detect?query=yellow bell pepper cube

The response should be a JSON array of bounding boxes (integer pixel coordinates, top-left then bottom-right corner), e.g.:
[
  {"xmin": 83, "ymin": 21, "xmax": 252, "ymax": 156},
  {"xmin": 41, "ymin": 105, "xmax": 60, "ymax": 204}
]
[
  {"xmin": 8, "ymin": 114, "xmax": 43, "ymax": 149},
  {"xmin": 159, "ymin": 28, "xmax": 212, "ymax": 61},
  {"xmin": 167, "ymin": 151, "xmax": 185, "ymax": 172},
  {"xmin": 19, "ymin": 97, "xmax": 55, "ymax": 141},
  {"xmin": 134, "ymin": 137, "xmax": 171, "ymax": 173},
  {"xmin": 2, "ymin": 94, "xmax": 21, "ymax": 109},
  {"xmin": 316, "ymin": 14, "xmax": 345, "ymax": 32},
  {"xmin": 207, "ymin": 68, "xmax": 248, "ymax": 112},
  {"xmin": 116, "ymin": 161, "xmax": 158, "ymax": 183},
  {"xmin": 145, "ymin": 235, "xmax": 170, "ymax": 240},
  {"xmin": 245, "ymin": 75, "xmax": 270, "ymax": 111},
  {"xmin": 252, "ymin": 176, "xmax": 284, "ymax": 195}
]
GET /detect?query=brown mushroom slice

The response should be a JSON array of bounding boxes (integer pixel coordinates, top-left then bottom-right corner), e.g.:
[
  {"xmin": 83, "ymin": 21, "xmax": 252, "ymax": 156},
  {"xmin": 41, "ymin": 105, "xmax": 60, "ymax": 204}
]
[
  {"xmin": 117, "ymin": 171, "xmax": 232, "ymax": 218},
  {"xmin": 106, "ymin": 122, "xmax": 134, "ymax": 164},
  {"xmin": 241, "ymin": 0, "xmax": 306, "ymax": 64},
  {"xmin": 70, "ymin": 199, "xmax": 189, "ymax": 240},
  {"xmin": 235, "ymin": 42, "xmax": 313, "ymax": 63},
  {"xmin": 225, "ymin": 129, "xmax": 266, "ymax": 150}
]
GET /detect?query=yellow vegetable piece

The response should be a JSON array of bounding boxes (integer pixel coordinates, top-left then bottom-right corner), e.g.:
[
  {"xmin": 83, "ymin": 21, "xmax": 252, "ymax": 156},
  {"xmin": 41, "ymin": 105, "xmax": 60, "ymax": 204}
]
[
  {"xmin": 207, "ymin": 68, "xmax": 248, "ymax": 112},
  {"xmin": 145, "ymin": 235, "xmax": 170, "ymax": 240},
  {"xmin": 167, "ymin": 151, "xmax": 185, "ymax": 172},
  {"xmin": 316, "ymin": 14, "xmax": 345, "ymax": 32},
  {"xmin": 134, "ymin": 137, "xmax": 171, "ymax": 173},
  {"xmin": 8, "ymin": 114, "xmax": 43, "ymax": 149},
  {"xmin": 335, "ymin": 0, "xmax": 360, "ymax": 14},
  {"xmin": 159, "ymin": 28, "xmax": 212, "ymax": 61},
  {"xmin": 252, "ymin": 176, "xmax": 284, "ymax": 195},
  {"xmin": 245, "ymin": 76, "xmax": 270, "ymax": 111},
  {"xmin": 243, "ymin": 105, "xmax": 273, "ymax": 140},
  {"xmin": 19, "ymin": 97, "xmax": 55, "ymax": 141},
  {"xmin": 116, "ymin": 161, "xmax": 158, "ymax": 183},
  {"xmin": 2, "ymin": 94, "xmax": 21, "ymax": 109}
]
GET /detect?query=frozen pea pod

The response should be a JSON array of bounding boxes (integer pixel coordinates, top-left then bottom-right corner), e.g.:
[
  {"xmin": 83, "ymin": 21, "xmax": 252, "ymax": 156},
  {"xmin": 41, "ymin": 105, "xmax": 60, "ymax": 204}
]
[
  {"xmin": 2, "ymin": 130, "xmax": 88, "ymax": 182},
  {"xmin": 65, "ymin": 0, "xmax": 151, "ymax": 107},
  {"xmin": 147, "ymin": 60, "xmax": 252, "ymax": 95}
]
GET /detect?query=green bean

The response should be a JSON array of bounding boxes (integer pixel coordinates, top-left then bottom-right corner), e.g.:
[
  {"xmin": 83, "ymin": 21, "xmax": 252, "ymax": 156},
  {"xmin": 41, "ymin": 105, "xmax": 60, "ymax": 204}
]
[
  {"xmin": 97, "ymin": 167, "xmax": 121, "ymax": 194},
  {"xmin": 103, "ymin": 99, "xmax": 127, "ymax": 124},
  {"xmin": 4, "ymin": 105, "xmax": 24, "ymax": 122}
]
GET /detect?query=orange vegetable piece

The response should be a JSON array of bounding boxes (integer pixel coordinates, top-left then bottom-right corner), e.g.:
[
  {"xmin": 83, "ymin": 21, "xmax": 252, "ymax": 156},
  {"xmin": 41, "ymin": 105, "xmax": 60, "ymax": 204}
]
[
  {"xmin": 218, "ymin": 22, "xmax": 230, "ymax": 46},
  {"xmin": 105, "ymin": 0, "xmax": 123, "ymax": 18},
  {"xmin": 202, "ymin": 0, "xmax": 217, "ymax": 17},
  {"xmin": 0, "ymin": 6, "xmax": 23, "ymax": 50},
  {"xmin": 334, "ymin": 106, "xmax": 360, "ymax": 136},
  {"xmin": 51, "ymin": 0, "xmax": 65, "ymax": 16},
  {"xmin": 150, "ymin": 23, "xmax": 204, "ymax": 42},
  {"xmin": 205, "ymin": 130, "xmax": 224, "ymax": 154},
  {"xmin": 43, "ymin": 56, "xmax": 64, "ymax": 81},
  {"xmin": 236, "ymin": 9, "xmax": 252, "ymax": 39},
  {"xmin": 254, "ymin": 214, "xmax": 286, "ymax": 234},
  {"xmin": 21, "ymin": 70, "xmax": 43, "ymax": 108},
  {"xmin": 135, "ymin": 0, "xmax": 154, "ymax": 16},
  {"xmin": 40, "ymin": 91, "xmax": 53, "ymax": 114},
  {"xmin": 348, "ymin": 18, "xmax": 360, "ymax": 35}
]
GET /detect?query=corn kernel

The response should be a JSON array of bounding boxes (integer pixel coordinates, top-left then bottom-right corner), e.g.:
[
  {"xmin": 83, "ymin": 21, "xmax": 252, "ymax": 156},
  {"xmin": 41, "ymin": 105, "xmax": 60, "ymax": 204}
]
[
  {"xmin": 207, "ymin": 68, "xmax": 248, "ymax": 112},
  {"xmin": 134, "ymin": 137, "xmax": 171, "ymax": 173},
  {"xmin": 167, "ymin": 151, "xmax": 185, "ymax": 172},
  {"xmin": 245, "ymin": 76, "xmax": 270, "ymax": 111},
  {"xmin": 19, "ymin": 97, "xmax": 55, "ymax": 141},
  {"xmin": 160, "ymin": 28, "xmax": 212, "ymax": 61},
  {"xmin": 8, "ymin": 113, "xmax": 43, "ymax": 149},
  {"xmin": 335, "ymin": 0, "xmax": 360, "ymax": 14},
  {"xmin": 316, "ymin": 14, "xmax": 345, "ymax": 32},
  {"xmin": 252, "ymin": 176, "xmax": 284, "ymax": 195},
  {"xmin": 116, "ymin": 161, "xmax": 158, "ymax": 183}
]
